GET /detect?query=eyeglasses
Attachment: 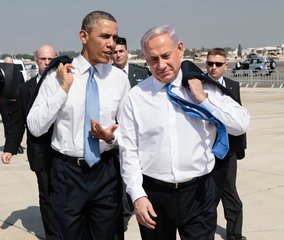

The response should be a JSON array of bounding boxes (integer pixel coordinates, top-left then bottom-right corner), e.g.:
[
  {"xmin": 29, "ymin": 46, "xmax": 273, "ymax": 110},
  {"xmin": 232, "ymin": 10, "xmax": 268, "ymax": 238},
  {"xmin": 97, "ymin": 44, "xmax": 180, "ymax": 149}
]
[
  {"xmin": 206, "ymin": 61, "xmax": 226, "ymax": 67},
  {"xmin": 37, "ymin": 57, "xmax": 53, "ymax": 61}
]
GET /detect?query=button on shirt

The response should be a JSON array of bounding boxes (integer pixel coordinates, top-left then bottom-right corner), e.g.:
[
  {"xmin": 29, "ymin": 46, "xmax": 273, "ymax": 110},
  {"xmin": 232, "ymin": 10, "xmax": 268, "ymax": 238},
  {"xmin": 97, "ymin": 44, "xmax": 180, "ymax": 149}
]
[
  {"xmin": 27, "ymin": 54, "xmax": 130, "ymax": 157},
  {"xmin": 118, "ymin": 70, "xmax": 250, "ymax": 202}
]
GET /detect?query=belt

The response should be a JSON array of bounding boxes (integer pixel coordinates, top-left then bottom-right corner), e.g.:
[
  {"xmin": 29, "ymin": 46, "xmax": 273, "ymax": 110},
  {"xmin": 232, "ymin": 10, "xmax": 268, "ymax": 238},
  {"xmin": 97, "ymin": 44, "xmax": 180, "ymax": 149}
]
[
  {"xmin": 53, "ymin": 149, "xmax": 116, "ymax": 168},
  {"xmin": 143, "ymin": 174, "xmax": 203, "ymax": 189},
  {"xmin": 53, "ymin": 150, "xmax": 88, "ymax": 167}
]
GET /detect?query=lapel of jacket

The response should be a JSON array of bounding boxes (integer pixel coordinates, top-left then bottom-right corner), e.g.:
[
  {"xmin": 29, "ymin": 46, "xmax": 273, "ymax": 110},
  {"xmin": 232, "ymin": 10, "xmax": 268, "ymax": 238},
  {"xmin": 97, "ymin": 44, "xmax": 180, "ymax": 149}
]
[{"xmin": 27, "ymin": 77, "xmax": 37, "ymax": 97}]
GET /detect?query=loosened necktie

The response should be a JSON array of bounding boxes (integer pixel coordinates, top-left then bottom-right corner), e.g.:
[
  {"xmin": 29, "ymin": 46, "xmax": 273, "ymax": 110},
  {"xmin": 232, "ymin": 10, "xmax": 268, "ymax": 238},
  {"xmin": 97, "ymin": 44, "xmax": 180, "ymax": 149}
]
[
  {"xmin": 84, "ymin": 66, "xmax": 100, "ymax": 167},
  {"xmin": 166, "ymin": 84, "xmax": 229, "ymax": 159}
]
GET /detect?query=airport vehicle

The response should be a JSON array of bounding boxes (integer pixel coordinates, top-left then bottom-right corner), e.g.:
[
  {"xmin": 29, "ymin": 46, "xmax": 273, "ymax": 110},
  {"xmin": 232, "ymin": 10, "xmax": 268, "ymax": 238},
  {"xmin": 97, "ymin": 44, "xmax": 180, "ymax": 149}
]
[
  {"xmin": 241, "ymin": 56, "xmax": 277, "ymax": 71},
  {"xmin": 0, "ymin": 59, "xmax": 28, "ymax": 81},
  {"xmin": 29, "ymin": 64, "xmax": 38, "ymax": 78}
]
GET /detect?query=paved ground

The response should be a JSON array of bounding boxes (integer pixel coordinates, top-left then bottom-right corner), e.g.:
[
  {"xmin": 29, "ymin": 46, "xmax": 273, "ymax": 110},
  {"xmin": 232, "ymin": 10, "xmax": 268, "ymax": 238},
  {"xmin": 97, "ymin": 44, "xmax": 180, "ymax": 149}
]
[{"xmin": 0, "ymin": 88, "xmax": 284, "ymax": 240}]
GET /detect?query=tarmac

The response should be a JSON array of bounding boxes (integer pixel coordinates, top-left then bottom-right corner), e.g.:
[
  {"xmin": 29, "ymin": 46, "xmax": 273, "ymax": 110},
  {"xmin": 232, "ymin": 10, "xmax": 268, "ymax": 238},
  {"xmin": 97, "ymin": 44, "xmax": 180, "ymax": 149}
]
[{"xmin": 0, "ymin": 87, "xmax": 284, "ymax": 240}]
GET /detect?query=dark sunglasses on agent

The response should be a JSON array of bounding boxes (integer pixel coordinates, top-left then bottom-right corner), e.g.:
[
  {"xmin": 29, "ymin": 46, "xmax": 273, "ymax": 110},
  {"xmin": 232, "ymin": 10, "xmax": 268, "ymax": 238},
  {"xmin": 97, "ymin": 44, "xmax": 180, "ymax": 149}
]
[{"xmin": 206, "ymin": 61, "xmax": 226, "ymax": 67}]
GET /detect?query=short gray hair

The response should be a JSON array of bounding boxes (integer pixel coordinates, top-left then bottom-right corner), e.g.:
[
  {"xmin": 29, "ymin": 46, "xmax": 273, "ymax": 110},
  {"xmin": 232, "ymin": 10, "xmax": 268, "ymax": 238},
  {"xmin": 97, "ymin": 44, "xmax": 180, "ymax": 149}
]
[{"xmin": 140, "ymin": 25, "xmax": 179, "ymax": 55}]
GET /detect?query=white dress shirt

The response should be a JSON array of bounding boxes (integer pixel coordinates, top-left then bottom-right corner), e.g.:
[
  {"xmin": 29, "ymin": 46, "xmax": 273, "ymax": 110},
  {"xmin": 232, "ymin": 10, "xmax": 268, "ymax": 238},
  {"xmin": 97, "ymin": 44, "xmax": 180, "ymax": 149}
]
[
  {"xmin": 122, "ymin": 62, "xmax": 129, "ymax": 75},
  {"xmin": 27, "ymin": 54, "xmax": 130, "ymax": 157},
  {"xmin": 118, "ymin": 70, "xmax": 250, "ymax": 202}
]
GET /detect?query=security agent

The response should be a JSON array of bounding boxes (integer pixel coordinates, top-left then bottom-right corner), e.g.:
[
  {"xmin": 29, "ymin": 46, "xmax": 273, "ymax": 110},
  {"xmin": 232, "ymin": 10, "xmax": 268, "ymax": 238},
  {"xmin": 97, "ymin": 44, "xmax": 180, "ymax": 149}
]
[{"xmin": 112, "ymin": 36, "xmax": 151, "ymax": 87}]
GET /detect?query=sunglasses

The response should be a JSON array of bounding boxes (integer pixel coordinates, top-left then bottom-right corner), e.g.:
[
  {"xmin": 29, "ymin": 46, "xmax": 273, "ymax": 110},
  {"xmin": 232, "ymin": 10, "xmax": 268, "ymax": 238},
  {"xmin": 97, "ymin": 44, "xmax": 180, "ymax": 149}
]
[{"xmin": 206, "ymin": 61, "xmax": 226, "ymax": 67}]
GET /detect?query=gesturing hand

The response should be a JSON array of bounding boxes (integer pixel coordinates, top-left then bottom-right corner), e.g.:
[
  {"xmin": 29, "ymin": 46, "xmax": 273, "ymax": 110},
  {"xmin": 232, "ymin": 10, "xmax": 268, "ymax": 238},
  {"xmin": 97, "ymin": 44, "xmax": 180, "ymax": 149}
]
[{"xmin": 90, "ymin": 119, "xmax": 118, "ymax": 142}]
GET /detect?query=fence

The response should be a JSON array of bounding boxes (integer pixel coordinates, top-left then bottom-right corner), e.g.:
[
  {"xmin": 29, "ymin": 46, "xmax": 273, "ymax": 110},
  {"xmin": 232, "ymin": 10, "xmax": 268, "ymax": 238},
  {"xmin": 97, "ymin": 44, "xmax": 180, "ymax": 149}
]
[{"xmin": 224, "ymin": 70, "xmax": 284, "ymax": 88}]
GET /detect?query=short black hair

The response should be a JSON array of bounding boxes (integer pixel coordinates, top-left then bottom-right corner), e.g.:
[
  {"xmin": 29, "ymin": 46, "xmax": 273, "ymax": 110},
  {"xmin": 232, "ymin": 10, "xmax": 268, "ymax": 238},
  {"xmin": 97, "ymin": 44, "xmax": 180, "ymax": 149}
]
[
  {"xmin": 81, "ymin": 11, "xmax": 117, "ymax": 33},
  {"xmin": 116, "ymin": 37, "xmax": 127, "ymax": 49}
]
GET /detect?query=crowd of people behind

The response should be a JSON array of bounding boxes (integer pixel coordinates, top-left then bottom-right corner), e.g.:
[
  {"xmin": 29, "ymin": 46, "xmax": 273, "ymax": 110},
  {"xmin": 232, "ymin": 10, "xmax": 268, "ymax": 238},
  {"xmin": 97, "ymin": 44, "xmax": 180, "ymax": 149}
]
[{"xmin": 1, "ymin": 10, "xmax": 250, "ymax": 240}]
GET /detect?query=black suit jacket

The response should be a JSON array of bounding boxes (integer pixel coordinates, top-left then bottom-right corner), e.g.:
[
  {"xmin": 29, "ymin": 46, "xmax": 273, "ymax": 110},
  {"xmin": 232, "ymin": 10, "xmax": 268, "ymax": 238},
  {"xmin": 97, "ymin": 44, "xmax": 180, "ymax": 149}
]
[
  {"xmin": 128, "ymin": 63, "xmax": 151, "ymax": 87},
  {"xmin": 3, "ymin": 77, "xmax": 51, "ymax": 171},
  {"xmin": 223, "ymin": 77, "xmax": 247, "ymax": 159},
  {"xmin": 4, "ymin": 77, "xmax": 37, "ymax": 154}
]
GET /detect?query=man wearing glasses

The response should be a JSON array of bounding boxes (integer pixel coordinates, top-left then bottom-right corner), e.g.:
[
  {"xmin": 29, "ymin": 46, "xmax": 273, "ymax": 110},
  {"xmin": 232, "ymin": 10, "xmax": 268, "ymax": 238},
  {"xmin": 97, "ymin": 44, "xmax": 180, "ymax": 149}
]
[
  {"xmin": 206, "ymin": 48, "xmax": 247, "ymax": 240},
  {"xmin": 1, "ymin": 45, "xmax": 60, "ymax": 239}
]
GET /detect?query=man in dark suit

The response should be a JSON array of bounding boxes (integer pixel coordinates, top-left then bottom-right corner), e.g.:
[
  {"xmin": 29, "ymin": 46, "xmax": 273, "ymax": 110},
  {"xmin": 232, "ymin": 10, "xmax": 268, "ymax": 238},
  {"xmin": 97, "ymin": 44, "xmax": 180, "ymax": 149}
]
[
  {"xmin": 112, "ymin": 37, "xmax": 151, "ymax": 87},
  {"xmin": 0, "ymin": 56, "xmax": 25, "ymax": 154},
  {"xmin": 1, "ymin": 45, "xmax": 59, "ymax": 240},
  {"xmin": 206, "ymin": 48, "xmax": 247, "ymax": 240}
]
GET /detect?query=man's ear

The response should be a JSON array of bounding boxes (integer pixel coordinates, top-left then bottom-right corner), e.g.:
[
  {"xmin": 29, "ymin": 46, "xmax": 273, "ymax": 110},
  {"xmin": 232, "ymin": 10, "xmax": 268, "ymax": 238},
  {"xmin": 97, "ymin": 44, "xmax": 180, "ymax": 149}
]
[
  {"xmin": 80, "ymin": 29, "xmax": 88, "ymax": 44},
  {"xmin": 177, "ymin": 41, "xmax": 184, "ymax": 59}
]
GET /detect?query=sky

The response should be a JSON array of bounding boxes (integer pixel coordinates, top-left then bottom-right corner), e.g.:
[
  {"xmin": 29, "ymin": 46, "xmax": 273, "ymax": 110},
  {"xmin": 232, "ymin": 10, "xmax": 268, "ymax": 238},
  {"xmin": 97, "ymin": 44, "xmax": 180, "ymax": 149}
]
[{"xmin": 1, "ymin": 0, "xmax": 284, "ymax": 55}]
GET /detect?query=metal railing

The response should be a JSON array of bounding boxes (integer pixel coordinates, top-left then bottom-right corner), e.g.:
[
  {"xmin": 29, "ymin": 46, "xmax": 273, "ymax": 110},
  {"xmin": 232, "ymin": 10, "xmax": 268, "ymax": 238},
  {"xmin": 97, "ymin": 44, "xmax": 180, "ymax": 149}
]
[{"xmin": 224, "ymin": 70, "xmax": 284, "ymax": 88}]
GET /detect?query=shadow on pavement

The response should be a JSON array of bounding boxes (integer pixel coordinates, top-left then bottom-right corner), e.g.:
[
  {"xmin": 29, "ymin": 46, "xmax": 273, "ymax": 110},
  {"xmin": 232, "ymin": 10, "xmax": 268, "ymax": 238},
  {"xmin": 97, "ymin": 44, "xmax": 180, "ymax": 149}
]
[
  {"xmin": 0, "ymin": 205, "xmax": 45, "ymax": 239},
  {"xmin": 216, "ymin": 225, "xmax": 226, "ymax": 239}
]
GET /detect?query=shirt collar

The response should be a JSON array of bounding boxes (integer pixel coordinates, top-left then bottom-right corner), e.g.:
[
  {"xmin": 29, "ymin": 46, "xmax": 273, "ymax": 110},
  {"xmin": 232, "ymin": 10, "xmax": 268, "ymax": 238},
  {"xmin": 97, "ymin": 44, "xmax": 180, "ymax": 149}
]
[
  {"xmin": 208, "ymin": 73, "xmax": 225, "ymax": 86},
  {"xmin": 76, "ymin": 54, "xmax": 91, "ymax": 75},
  {"xmin": 75, "ymin": 54, "xmax": 106, "ymax": 78},
  {"xmin": 218, "ymin": 76, "xmax": 225, "ymax": 86},
  {"xmin": 36, "ymin": 74, "xmax": 41, "ymax": 83},
  {"xmin": 123, "ymin": 63, "xmax": 129, "ymax": 75},
  {"xmin": 152, "ymin": 69, "xmax": 183, "ymax": 93}
]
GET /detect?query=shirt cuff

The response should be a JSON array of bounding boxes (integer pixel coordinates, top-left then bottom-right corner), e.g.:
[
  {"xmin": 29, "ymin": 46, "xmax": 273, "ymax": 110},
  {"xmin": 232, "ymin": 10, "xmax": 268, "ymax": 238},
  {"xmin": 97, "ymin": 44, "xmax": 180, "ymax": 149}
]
[{"xmin": 129, "ymin": 185, "xmax": 148, "ymax": 203}]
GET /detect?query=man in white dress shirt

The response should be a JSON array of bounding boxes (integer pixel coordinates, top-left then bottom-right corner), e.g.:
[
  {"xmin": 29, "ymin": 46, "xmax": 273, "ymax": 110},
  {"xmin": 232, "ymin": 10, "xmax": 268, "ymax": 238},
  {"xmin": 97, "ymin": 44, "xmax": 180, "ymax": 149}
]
[
  {"xmin": 118, "ymin": 25, "xmax": 250, "ymax": 240},
  {"xmin": 27, "ymin": 11, "xmax": 130, "ymax": 240}
]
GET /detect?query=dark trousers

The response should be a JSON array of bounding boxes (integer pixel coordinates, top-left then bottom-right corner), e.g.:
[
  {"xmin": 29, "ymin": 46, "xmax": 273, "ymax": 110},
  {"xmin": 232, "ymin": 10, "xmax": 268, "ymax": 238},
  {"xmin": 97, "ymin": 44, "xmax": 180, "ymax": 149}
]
[
  {"xmin": 35, "ymin": 168, "xmax": 59, "ymax": 240},
  {"xmin": 140, "ymin": 174, "xmax": 217, "ymax": 240},
  {"xmin": 212, "ymin": 153, "xmax": 243, "ymax": 236},
  {"xmin": 122, "ymin": 182, "xmax": 134, "ymax": 230},
  {"xmin": 51, "ymin": 150, "xmax": 123, "ymax": 240}
]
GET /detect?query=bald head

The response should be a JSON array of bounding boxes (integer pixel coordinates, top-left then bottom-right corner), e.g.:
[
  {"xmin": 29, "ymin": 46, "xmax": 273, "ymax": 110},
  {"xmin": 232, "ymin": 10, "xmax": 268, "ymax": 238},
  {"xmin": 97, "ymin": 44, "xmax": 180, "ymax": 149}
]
[
  {"xmin": 35, "ymin": 45, "xmax": 56, "ymax": 75},
  {"xmin": 4, "ymin": 56, "xmax": 13, "ymax": 63}
]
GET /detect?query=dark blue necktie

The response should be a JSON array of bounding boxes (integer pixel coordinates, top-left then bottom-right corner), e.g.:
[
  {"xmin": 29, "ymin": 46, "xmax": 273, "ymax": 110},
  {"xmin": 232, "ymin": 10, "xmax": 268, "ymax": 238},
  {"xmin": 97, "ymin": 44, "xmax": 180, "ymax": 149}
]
[
  {"xmin": 166, "ymin": 84, "xmax": 229, "ymax": 159},
  {"xmin": 84, "ymin": 66, "xmax": 100, "ymax": 167}
]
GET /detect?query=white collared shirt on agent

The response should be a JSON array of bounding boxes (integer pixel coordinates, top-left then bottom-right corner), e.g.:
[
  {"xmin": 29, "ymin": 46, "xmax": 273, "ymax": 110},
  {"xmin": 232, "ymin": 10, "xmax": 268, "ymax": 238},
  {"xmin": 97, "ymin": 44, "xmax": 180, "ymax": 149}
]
[
  {"xmin": 36, "ymin": 74, "xmax": 41, "ymax": 84},
  {"xmin": 211, "ymin": 75, "xmax": 226, "ymax": 87},
  {"xmin": 118, "ymin": 70, "xmax": 250, "ymax": 202},
  {"xmin": 122, "ymin": 62, "xmax": 129, "ymax": 75},
  {"xmin": 27, "ymin": 54, "xmax": 130, "ymax": 157}
]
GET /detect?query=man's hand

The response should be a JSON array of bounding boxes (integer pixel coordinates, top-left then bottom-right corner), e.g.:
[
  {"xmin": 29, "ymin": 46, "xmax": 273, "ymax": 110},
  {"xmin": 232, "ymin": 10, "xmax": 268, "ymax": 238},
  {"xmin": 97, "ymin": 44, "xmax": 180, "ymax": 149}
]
[
  {"xmin": 56, "ymin": 63, "xmax": 74, "ymax": 93},
  {"xmin": 187, "ymin": 78, "xmax": 208, "ymax": 104},
  {"xmin": 134, "ymin": 196, "xmax": 157, "ymax": 229},
  {"xmin": 91, "ymin": 119, "xmax": 118, "ymax": 142},
  {"xmin": 1, "ymin": 152, "xmax": 13, "ymax": 164}
]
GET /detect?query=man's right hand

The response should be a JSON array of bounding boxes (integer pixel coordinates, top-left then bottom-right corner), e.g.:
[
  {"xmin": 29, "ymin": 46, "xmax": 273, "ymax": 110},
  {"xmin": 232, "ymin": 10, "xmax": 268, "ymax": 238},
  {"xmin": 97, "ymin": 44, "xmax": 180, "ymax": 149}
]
[
  {"xmin": 56, "ymin": 63, "xmax": 74, "ymax": 93},
  {"xmin": 134, "ymin": 196, "xmax": 157, "ymax": 229},
  {"xmin": 1, "ymin": 152, "xmax": 13, "ymax": 164}
]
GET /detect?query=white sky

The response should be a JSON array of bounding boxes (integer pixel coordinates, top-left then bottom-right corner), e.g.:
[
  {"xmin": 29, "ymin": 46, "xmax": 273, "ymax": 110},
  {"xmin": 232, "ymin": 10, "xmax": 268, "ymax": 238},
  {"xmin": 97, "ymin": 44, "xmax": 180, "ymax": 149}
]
[{"xmin": 1, "ymin": 0, "xmax": 283, "ymax": 55}]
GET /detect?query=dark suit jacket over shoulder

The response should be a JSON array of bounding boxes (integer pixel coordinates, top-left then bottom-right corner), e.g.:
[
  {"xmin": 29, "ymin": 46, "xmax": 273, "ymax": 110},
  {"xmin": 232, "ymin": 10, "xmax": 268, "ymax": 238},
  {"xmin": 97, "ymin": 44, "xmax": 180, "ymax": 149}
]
[{"xmin": 128, "ymin": 63, "xmax": 151, "ymax": 87}]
